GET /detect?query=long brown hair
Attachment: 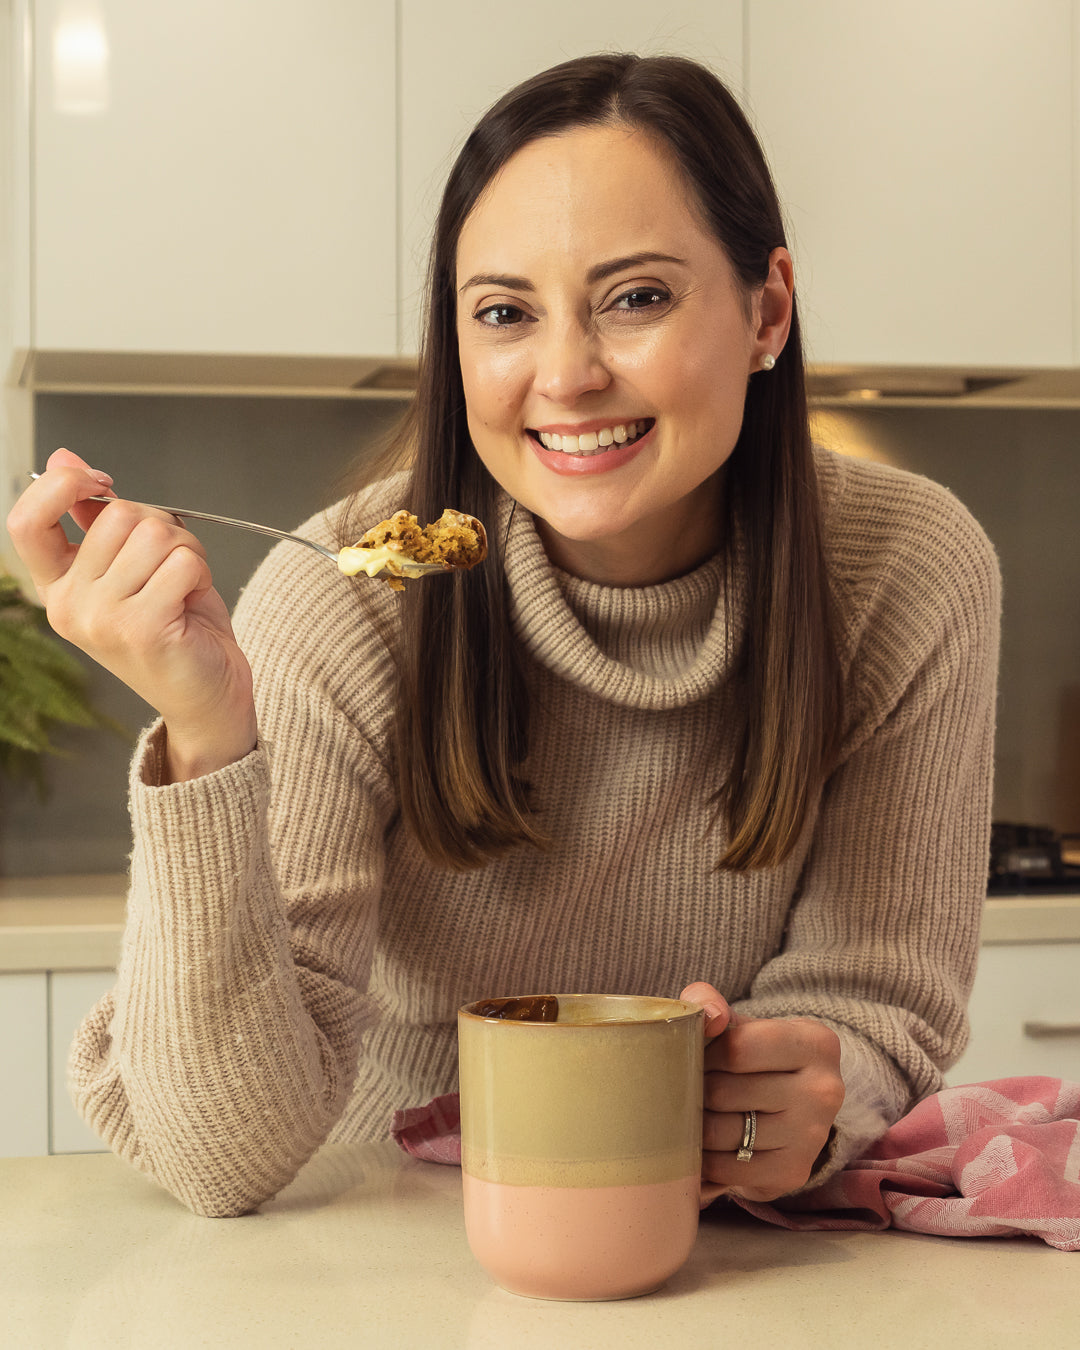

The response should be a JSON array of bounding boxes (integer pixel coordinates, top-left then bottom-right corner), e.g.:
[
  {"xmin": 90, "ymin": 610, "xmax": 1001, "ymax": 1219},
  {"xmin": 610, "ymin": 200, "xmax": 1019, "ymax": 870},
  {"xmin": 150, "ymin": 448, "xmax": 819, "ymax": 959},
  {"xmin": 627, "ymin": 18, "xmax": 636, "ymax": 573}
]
[{"xmin": 340, "ymin": 53, "xmax": 843, "ymax": 871}]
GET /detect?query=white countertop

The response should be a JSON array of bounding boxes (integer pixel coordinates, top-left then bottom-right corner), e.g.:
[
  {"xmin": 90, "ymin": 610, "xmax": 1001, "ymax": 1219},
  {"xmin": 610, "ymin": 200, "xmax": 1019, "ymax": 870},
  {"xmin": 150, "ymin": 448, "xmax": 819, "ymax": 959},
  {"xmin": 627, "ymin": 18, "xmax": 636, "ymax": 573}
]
[
  {"xmin": 2, "ymin": 873, "xmax": 1079, "ymax": 973},
  {"xmin": 0, "ymin": 874, "xmax": 127, "ymax": 972},
  {"xmin": 1, "ymin": 1141, "xmax": 1075, "ymax": 1349}
]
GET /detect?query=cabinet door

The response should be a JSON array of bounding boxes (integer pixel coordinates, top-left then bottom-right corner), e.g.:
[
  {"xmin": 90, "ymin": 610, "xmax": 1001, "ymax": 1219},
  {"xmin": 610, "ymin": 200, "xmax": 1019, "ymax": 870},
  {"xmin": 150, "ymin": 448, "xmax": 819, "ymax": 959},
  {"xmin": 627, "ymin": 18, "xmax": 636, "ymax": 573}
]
[
  {"xmin": 49, "ymin": 969, "xmax": 114, "ymax": 1153},
  {"xmin": 31, "ymin": 0, "xmax": 396, "ymax": 357},
  {"xmin": 398, "ymin": 2, "xmax": 744, "ymax": 355},
  {"xmin": 947, "ymin": 943, "xmax": 1080, "ymax": 1086},
  {"xmin": 747, "ymin": 0, "xmax": 1075, "ymax": 368},
  {"xmin": 0, "ymin": 973, "xmax": 49, "ymax": 1158}
]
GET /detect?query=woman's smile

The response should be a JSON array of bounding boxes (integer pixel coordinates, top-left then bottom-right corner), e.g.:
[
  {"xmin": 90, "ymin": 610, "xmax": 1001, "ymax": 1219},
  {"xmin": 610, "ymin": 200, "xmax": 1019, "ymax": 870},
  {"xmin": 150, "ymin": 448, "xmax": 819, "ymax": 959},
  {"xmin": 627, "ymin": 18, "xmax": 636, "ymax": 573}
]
[{"xmin": 527, "ymin": 419, "xmax": 655, "ymax": 474}]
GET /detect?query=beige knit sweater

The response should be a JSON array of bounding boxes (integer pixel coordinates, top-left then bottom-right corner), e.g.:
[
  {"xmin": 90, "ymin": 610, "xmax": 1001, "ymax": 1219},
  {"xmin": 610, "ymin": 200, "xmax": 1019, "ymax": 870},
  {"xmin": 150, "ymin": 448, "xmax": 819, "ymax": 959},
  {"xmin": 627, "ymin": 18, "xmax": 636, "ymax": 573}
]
[{"xmin": 69, "ymin": 449, "xmax": 1001, "ymax": 1217}]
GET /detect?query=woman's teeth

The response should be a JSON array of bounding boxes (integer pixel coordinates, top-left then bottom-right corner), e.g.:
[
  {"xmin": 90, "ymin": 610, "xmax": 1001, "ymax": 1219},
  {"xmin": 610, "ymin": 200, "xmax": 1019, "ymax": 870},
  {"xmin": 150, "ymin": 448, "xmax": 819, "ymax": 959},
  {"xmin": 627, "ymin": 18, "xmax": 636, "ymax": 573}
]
[{"xmin": 535, "ymin": 421, "xmax": 649, "ymax": 456}]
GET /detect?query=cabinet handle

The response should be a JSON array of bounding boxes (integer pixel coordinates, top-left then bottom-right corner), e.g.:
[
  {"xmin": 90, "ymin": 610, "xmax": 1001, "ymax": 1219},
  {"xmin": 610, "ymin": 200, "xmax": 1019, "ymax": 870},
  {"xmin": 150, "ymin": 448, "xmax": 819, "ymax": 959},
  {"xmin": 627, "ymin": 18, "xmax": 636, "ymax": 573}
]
[{"xmin": 1022, "ymin": 1021, "xmax": 1080, "ymax": 1039}]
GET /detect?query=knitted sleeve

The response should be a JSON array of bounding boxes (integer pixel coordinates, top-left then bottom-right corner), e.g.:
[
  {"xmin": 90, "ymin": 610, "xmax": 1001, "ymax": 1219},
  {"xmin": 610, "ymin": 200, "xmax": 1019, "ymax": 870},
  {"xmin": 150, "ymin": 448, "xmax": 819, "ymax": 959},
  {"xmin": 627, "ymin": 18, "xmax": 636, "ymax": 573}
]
[
  {"xmin": 731, "ymin": 458, "xmax": 1002, "ymax": 1183},
  {"xmin": 66, "ymin": 513, "xmax": 399, "ymax": 1217}
]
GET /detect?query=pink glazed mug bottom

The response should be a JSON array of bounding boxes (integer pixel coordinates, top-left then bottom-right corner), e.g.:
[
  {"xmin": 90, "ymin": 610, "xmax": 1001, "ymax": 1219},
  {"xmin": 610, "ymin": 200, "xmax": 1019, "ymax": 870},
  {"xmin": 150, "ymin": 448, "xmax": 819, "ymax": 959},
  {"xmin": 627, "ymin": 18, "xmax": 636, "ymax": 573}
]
[{"xmin": 462, "ymin": 1170, "xmax": 700, "ymax": 1301}]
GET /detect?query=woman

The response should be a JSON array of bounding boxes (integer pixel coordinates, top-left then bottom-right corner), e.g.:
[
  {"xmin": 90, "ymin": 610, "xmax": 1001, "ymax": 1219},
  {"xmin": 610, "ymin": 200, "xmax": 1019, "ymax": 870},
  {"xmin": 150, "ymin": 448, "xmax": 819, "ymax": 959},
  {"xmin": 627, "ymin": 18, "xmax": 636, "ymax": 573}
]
[{"xmin": 7, "ymin": 54, "xmax": 1000, "ymax": 1219}]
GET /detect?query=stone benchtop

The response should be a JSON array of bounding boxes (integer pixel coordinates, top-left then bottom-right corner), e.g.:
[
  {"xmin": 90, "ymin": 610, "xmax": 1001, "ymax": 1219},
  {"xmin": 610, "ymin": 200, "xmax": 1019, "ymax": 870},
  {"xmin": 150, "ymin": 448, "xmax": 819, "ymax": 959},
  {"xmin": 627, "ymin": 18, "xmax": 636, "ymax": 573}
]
[{"xmin": 2, "ymin": 874, "xmax": 1079, "ymax": 973}]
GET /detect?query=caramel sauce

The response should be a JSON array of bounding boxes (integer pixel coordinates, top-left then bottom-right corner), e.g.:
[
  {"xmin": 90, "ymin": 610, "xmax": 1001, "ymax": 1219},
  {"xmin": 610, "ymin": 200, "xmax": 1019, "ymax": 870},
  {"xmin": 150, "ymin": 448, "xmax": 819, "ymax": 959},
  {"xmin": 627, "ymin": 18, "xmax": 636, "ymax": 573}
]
[{"xmin": 472, "ymin": 995, "xmax": 559, "ymax": 1022}]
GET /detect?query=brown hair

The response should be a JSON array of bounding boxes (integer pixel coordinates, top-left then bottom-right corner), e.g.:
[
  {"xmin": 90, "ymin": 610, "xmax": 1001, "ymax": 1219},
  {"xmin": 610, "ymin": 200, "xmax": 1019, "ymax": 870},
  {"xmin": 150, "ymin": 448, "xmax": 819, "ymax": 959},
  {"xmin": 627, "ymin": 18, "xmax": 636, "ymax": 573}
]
[{"xmin": 340, "ymin": 53, "xmax": 843, "ymax": 871}]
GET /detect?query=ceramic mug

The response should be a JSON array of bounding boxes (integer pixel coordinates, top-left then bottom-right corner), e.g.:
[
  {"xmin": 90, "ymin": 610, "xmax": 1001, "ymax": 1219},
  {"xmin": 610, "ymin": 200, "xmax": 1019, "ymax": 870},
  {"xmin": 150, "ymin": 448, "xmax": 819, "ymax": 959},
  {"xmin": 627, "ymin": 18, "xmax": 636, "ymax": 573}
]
[{"xmin": 457, "ymin": 993, "xmax": 704, "ymax": 1300}]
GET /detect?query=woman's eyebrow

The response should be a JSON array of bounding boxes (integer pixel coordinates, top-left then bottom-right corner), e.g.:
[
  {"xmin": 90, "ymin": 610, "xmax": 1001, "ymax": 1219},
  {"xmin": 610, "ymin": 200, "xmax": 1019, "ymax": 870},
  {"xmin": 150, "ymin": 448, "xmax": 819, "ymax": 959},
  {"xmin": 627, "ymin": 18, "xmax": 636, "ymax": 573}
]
[
  {"xmin": 586, "ymin": 252, "xmax": 687, "ymax": 283},
  {"xmin": 457, "ymin": 252, "xmax": 687, "ymax": 295},
  {"xmin": 458, "ymin": 272, "xmax": 534, "ymax": 295}
]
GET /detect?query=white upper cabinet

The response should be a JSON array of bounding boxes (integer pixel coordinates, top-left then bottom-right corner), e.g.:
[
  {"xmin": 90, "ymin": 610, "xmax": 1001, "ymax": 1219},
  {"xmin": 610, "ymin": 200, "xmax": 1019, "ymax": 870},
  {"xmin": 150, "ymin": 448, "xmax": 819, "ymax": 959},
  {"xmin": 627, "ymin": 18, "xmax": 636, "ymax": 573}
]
[
  {"xmin": 26, "ymin": 0, "xmax": 396, "ymax": 356},
  {"xmin": 397, "ymin": 2, "xmax": 744, "ymax": 356},
  {"xmin": 13, "ymin": 1, "xmax": 1078, "ymax": 369},
  {"xmin": 746, "ymin": 0, "xmax": 1076, "ymax": 369}
]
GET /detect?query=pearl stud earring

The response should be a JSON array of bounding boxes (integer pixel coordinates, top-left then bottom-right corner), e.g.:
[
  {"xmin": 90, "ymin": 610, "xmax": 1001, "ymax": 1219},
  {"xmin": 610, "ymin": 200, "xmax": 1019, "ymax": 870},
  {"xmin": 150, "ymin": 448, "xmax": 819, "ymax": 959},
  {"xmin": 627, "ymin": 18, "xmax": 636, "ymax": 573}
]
[{"xmin": 760, "ymin": 353, "xmax": 776, "ymax": 371}]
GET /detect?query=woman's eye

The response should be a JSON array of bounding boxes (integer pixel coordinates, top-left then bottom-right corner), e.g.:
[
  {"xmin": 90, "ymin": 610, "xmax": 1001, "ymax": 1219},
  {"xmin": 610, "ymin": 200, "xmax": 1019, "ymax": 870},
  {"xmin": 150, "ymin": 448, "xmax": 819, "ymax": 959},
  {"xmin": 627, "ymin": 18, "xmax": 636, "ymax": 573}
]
[
  {"xmin": 613, "ymin": 287, "xmax": 671, "ymax": 312},
  {"xmin": 476, "ymin": 304, "xmax": 526, "ymax": 327}
]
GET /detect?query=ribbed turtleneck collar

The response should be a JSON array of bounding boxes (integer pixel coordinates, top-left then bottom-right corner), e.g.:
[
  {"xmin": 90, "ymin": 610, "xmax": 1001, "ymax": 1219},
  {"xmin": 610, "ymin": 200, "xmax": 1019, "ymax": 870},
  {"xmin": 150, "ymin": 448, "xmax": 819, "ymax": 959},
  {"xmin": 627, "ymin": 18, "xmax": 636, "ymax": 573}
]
[{"xmin": 499, "ymin": 494, "xmax": 746, "ymax": 711}]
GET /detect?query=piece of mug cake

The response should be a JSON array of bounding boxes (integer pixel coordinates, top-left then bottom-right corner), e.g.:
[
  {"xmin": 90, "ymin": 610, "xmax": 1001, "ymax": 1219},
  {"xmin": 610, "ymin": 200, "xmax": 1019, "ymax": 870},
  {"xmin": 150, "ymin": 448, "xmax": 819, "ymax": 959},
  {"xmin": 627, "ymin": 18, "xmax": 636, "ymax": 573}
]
[{"xmin": 338, "ymin": 509, "xmax": 488, "ymax": 589}]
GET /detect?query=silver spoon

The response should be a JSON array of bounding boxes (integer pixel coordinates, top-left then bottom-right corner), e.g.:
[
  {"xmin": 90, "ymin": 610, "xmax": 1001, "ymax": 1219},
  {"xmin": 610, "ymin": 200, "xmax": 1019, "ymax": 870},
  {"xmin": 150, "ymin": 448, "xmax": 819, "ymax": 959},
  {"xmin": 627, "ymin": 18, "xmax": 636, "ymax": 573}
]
[{"xmin": 28, "ymin": 473, "xmax": 481, "ymax": 579}]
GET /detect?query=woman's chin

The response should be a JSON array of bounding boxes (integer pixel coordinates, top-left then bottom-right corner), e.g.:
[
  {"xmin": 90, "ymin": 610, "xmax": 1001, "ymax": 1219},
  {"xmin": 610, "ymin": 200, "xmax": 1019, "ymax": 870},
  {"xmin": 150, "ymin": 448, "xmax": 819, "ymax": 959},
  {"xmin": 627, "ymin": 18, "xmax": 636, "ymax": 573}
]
[{"xmin": 532, "ymin": 510, "xmax": 633, "ymax": 553}]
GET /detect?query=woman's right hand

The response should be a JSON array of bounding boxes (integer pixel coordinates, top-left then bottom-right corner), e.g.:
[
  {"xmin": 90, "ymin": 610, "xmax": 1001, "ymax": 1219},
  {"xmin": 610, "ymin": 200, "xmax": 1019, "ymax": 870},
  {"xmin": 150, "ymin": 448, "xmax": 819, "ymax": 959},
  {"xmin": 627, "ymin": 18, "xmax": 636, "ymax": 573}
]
[{"xmin": 6, "ymin": 447, "xmax": 257, "ymax": 781}]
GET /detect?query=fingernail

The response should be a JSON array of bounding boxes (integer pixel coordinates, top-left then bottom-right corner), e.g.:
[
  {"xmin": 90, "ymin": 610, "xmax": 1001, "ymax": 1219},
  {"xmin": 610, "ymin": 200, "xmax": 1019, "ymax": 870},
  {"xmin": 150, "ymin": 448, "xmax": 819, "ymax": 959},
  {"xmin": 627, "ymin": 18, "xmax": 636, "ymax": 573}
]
[{"xmin": 92, "ymin": 471, "xmax": 114, "ymax": 486}]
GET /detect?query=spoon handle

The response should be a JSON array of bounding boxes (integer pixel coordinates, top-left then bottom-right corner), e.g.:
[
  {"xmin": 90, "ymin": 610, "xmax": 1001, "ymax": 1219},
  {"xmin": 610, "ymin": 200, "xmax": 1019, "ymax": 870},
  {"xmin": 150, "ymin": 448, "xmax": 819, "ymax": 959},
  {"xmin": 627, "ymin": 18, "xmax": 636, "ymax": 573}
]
[{"xmin": 28, "ymin": 473, "xmax": 339, "ymax": 561}]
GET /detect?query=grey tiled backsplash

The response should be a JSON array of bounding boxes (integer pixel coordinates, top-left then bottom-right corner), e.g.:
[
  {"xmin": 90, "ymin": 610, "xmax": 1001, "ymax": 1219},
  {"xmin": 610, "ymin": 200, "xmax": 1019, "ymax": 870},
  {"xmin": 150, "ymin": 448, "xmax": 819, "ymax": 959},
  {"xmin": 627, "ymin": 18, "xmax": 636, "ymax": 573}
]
[
  {"xmin": 4, "ymin": 397, "xmax": 1079, "ymax": 874},
  {"xmin": 812, "ymin": 404, "xmax": 1080, "ymax": 838},
  {"xmin": 3, "ymin": 394, "xmax": 404, "ymax": 875}
]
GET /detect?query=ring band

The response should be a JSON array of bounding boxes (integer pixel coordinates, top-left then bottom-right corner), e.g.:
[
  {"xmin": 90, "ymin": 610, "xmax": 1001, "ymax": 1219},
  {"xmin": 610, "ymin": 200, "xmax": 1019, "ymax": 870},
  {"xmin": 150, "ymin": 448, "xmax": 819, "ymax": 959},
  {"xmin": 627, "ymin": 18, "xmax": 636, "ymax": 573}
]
[{"xmin": 736, "ymin": 1109, "xmax": 757, "ymax": 1162}]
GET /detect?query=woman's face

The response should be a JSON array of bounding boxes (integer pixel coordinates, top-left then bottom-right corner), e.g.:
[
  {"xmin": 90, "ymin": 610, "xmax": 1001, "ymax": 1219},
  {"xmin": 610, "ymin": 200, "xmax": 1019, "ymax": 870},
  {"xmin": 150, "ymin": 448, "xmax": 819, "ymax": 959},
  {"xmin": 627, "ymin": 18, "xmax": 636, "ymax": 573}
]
[{"xmin": 455, "ymin": 122, "xmax": 791, "ymax": 585}]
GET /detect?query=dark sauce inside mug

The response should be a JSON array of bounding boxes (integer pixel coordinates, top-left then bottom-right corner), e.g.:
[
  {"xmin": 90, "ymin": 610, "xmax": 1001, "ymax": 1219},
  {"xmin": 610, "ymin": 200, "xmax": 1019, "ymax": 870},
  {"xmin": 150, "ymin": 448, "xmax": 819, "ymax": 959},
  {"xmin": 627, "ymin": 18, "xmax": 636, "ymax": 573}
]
[{"xmin": 472, "ymin": 995, "xmax": 559, "ymax": 1022}]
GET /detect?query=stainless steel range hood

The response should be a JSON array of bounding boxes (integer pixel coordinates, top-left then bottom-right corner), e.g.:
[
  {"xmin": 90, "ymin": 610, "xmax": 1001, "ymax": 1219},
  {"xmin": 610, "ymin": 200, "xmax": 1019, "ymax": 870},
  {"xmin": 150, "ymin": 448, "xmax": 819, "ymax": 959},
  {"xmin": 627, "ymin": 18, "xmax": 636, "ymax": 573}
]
[
  {"xmin": 12, "ymin": 349, "xmax": 1080, "ymax": 408},
  {"xmin": 806, "ymin": 365, "xmax": 1080, "ymax": 408},
  {"xmin": 9, "ymin": 350, "xmax": 418, "ymax": 400}
]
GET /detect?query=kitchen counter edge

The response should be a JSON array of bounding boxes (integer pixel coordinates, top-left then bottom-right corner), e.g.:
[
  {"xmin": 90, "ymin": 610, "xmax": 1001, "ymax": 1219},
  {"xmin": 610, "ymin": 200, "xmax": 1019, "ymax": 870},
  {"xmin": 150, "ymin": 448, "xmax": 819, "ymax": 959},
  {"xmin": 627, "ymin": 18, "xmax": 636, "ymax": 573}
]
[{"xmin": 2, "ymin": 874, "xmax": 1079, "ymax": 973}]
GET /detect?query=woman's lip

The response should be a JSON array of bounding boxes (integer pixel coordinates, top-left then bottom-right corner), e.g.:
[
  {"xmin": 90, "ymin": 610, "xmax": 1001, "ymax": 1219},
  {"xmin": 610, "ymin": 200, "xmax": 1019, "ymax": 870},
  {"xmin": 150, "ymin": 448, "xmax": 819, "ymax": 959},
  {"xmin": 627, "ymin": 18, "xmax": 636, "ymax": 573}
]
[{"xmin": 526, "ymin": 423, "xmax": 653, "ymax": 476}]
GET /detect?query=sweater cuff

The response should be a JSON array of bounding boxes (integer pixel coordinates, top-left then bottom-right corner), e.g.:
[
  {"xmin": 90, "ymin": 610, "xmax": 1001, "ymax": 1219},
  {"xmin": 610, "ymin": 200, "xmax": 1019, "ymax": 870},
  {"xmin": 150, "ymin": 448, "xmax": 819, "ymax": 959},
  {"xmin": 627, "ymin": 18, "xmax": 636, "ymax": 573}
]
[
  {"xmin": 132, "ymin": 719, "xmax": 264, "ymax": 790},
  {"xmin": 126, "ymin": 719, "xmax": 272, "ymax": 917}
]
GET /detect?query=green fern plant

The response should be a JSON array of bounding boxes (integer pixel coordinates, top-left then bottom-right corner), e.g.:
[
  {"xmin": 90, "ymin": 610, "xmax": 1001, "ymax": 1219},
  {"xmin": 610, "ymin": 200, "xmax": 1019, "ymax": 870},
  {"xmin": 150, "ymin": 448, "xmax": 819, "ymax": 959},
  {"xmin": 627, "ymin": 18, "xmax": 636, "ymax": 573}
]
[{"xmin": 0, "ymin": 571, "xmax": 127, "ymax": 793}]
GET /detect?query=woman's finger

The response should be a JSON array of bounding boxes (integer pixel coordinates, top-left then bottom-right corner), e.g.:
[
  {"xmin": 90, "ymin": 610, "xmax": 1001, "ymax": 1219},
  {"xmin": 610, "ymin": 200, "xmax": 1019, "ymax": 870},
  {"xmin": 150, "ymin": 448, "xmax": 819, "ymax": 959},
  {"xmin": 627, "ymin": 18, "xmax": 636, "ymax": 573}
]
[
  {"xmin": 43, "ymin": 511, "xmax": 210, "ymax": 660},
  {"xmin": 705, "ymin": 1016, "xmax": 840, "ymax": 1074},
  {"xmin": 704, "ymin": 1029, "xmax": 844, "ymax": 1135},
  {"xmin": 45, "ymin": 447, "xmax": 118, "ymax": 533},
  {"xmin": 5, "ymin": 458, "xmax": 115, "ymax": 593},
  {"xmin": 679, "ymin": 981, "xmax": 737, "ymax": 1037},
  {"xmin": 703, "ymin": 1069, "xmax": 804, "ymax": 1114},
  {"xmin": 701, "ymin": 1107, "xmax": 801, "ymax": 1154},
  {"xmin": 73, "ymin": 505, "xmax": 208, "ymax": 596},
  {"xmin": 702, "ymin": 1141, "xmax": 820, "ymax": 1201},
  {"xmin": 131, "ymin": 545, "xmax": 216, "ymax": 627}
]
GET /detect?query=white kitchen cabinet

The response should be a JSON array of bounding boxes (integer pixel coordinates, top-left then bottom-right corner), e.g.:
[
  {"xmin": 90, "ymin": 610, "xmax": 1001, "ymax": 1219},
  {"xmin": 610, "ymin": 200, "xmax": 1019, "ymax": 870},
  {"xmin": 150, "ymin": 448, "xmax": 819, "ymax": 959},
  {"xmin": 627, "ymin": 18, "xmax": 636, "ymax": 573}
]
[
  {"xmin": 12, "ymin": 2, "xmax": 1080, "ymax": 374},
  {"xmin": 746, "ymin": 0, "xmax": 1076, "ymax": 369},
  {"xmin": 947, "ymin": 942, "xmax": 1080, "ymax": 1086},
  {"xmin": 49, "ymin": 968, "xmax": 113, "ymax": 1153},
  {"xmin": 0, "ymin": 973, "xmax": 49, "ymax": 1157},
  {"xmin": 18, "ymin": 0, "xmax": 397, "ymax": 357},
  {"xmin": 0, "ymin": 968, "xmax": 112, "ymax": 1158},
  {"xmin": 397, "ymin": 2, "xmax": 744, "ymax": 355}
]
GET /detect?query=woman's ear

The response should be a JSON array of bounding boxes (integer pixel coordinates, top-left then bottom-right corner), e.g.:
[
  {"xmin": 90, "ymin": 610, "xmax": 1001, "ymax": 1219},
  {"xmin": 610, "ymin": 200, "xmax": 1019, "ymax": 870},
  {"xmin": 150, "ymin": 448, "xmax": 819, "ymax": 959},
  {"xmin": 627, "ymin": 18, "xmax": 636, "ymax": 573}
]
[{"xmin": 752, "ymin": 246, "xmax": 794, "ymax": 371}]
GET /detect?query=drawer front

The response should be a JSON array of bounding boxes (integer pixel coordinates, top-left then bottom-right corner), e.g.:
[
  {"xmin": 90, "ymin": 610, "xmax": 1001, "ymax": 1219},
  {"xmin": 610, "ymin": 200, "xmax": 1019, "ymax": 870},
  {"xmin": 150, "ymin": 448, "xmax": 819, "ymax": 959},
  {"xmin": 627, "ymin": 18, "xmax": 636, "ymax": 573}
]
[
  {"xmin": 0, "ymin": 973, "xmax": 49, "ymax": 1157},
  {"xmin": 49, "ymin": 970, "xmax": 116, "ymax": 1154},
  {"xmin": 947, "ymin": 943, "xmax": 1080, "ymax": 1086}
]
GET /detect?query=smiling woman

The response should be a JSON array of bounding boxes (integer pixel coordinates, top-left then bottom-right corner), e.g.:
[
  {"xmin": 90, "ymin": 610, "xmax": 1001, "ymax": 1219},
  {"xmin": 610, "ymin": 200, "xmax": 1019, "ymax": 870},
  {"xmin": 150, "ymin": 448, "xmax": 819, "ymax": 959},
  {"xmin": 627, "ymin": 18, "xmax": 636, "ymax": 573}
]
[
  {"xmin": 361, "ymin": 55, "xmax": 835, "ymax": 878},
  {"xmin": 7, "ymin": 54, "xmax": 1000, "ymax": 1224}
]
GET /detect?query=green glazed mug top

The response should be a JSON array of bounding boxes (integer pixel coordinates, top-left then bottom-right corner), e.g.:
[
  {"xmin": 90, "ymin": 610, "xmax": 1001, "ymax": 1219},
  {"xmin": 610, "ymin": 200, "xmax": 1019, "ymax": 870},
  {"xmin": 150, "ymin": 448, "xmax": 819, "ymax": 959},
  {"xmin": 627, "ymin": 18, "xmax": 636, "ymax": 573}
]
[{"xmin": 458, "ymin": 993, "xmax": 704, "ymax": 1189}]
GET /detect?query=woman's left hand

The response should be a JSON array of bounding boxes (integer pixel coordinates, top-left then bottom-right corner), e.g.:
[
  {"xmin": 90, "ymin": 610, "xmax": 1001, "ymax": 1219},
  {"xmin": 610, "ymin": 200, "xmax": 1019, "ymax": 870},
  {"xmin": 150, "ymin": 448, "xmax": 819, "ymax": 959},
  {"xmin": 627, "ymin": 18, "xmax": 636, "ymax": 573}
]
[{"xmin": 680, "ymin": 981, "xmax": 845, "ymax": 1205}]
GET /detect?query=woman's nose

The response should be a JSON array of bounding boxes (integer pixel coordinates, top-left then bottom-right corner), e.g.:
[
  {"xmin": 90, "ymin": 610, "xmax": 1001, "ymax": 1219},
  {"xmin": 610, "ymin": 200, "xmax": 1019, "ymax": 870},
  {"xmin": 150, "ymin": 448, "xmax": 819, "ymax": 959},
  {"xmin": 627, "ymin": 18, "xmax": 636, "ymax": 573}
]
[{"xmin": 532, "ymin": 323, "xmax": 611, "ymax": 403}]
